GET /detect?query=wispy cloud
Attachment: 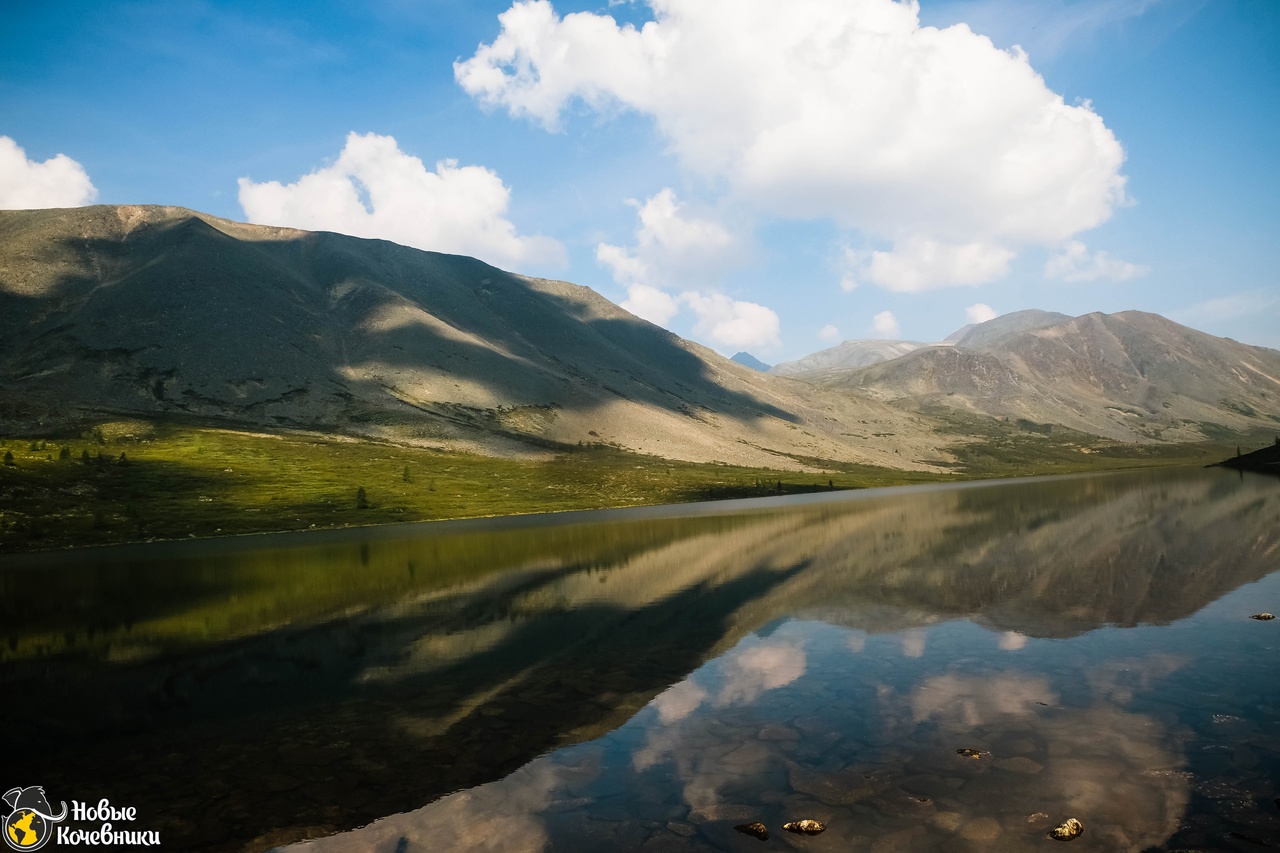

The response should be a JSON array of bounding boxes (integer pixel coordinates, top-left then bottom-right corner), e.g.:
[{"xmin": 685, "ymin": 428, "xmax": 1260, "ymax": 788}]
[
  {"xmin": 1045, "ymin": 240, "xmax": 1149, "ymax": 283},
  {"xmin": 921, "ymin": 0, "xmax": 1175, "ymax": 62},
  {"xmin": 1168, "ymin": 290, "xmax": 1280, "ymax": 325}
]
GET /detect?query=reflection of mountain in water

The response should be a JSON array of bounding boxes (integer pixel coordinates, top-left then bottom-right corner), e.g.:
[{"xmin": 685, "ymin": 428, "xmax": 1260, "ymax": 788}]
[
  {"xmin": 1, "ymin": 468, "xmax": 1276, "ymax": 851},
  {"xmin": 755, "ymin": 469, "xmax": 1280, "ymax": 638}
]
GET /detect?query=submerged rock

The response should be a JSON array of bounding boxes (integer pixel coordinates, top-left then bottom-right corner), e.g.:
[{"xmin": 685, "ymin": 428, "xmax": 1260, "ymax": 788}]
[
  {"xmin": 959, "ymin": 817, "xmax": 1003, "ymax": 843},
  {"xmin": 1250, "ymin": 613, "xmax": 1275, "ymax": 620},
  {"xmin": 783, "ymin": 820, "xmax": 826, "ymax": 835},
  {"xmin": 1049, "ymin": 818, "xmax": 1084, "ymax": 840},
  {"xmin": 733, "ymin": 822, "xmax": 769, "ymax": 841},
  {"xmin": 955, "ymin": 748, "xmax": 985, "ymax": 759}
]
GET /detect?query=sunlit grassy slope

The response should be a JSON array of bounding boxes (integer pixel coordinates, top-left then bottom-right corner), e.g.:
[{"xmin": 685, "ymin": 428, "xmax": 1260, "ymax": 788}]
[
  {"xmin": 0, "ymin": 420, "xmax": 925, "ymax": 551},
  {"xmin": 0, "ymin": 418, "xmax": 1247, "ymax": 551}
]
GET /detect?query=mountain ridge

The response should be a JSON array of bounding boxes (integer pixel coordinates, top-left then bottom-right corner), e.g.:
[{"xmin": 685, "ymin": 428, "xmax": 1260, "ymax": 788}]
[
  {"xmin": 0, "ymin": 205, "xmax": 945, "ymax": 471},
  {"xmin": 2, "ymin": 205, "xmax": 1275, "ymax": 467},
  {"xmin": 802, "ymin": 309, "xmax": 1280, "ymax": 442}
]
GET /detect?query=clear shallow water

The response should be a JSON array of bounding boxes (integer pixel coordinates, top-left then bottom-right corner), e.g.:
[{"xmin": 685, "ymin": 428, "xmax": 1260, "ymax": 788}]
[{"xmin": 3, "ymin": 467, "xmax": 1279, "ymax": 851}]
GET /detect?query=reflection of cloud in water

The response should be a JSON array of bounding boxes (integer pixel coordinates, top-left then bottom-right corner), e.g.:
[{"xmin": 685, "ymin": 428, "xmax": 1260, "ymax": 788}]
[
  {"xmin": 901, "ymin": 629, "xmax": 926, "ymax": 658},
  {"xmin": 634, "ymin": 637, "xmax": 804, "ymax": 804},
  {"xmin": 1087, "ymin": 652, "xmax": 1186, "ymax": 706},
  {"xmin": 715, "ymin": 640, "xmax": 805, "ymax": 706},
  {"xmin": 913, "ymin": 673, "xmax": 1057, "ymax": 726},
  {"xmin": 281, "ymin": 752, "xmax": 591, "ymax": 852},
  {"xmin": 653, "ymin": 679, "xmax": 707, "ymax": 724},
  {"xmin": 910, "ymin": 669, "xmax": 1188, "ymax": 850},
  {"xmin": 847, "ymin": 634, "xmax": 866, "ymax": 653},
  {"xmin": 998, "ymin": 631, "xmax": 1027, "ymax": 651},
  {"xmin": 287, "ymin": 629, "xmax": 1195, "ymax": 853}
]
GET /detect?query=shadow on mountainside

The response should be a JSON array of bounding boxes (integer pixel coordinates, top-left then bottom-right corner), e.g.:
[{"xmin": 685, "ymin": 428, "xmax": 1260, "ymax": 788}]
[{"xmin": 0, "ymin": 213, "xmax": 797, "ymax": 441}]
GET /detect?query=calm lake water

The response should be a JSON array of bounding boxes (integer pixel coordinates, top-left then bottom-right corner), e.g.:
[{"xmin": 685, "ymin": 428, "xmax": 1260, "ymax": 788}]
[{"xmin": 2, "ymin": 467, "xmax": 1278, "ymax": 851}]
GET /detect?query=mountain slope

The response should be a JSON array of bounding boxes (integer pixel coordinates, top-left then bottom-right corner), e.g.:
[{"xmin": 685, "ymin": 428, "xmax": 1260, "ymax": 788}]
[
  {"xmin": 948, "ymin": 309, "xmax": 1071, "ymax": 349},
  {"xmin": 770, "ymin": 339, "xmax": 929, "ymax": 375},
  {"xmin": 816, "ymin": 310, "xmax": 1280, "ymax": 441},
  {"xmin": 0, "ymin": 205, "xmax": 946, "ymax": 470}
]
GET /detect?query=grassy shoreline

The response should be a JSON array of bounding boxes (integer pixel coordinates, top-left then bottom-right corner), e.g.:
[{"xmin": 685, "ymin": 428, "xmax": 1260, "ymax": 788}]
[{"xmin": 0, "ymin": 419, "xmax": 1252, "ymax": 552}]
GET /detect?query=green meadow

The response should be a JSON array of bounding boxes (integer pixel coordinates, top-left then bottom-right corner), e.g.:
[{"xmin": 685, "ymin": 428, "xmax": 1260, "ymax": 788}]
[{"xmin": 0, "ymin": 418, "xmax": 1243, "ymax": 551}]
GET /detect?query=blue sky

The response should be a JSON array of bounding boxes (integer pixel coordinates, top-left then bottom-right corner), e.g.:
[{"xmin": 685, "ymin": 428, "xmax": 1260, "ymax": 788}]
[{"xmin": 2, "ymin": 0, "xmax": 1277, "ymax": 360}]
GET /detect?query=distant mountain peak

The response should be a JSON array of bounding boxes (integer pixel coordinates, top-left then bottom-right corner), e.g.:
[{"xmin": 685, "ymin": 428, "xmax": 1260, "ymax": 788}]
[
  {"xmin": 730, "ymin": 351, "xmax": 772, "ymax": 372},
  {"xmin": 770, "ymin": 339, "xmax": 929, "ymax": 376}
]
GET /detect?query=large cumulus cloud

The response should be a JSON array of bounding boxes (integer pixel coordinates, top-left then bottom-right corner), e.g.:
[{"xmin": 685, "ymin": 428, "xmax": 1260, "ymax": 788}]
[
  {"xmin": 457, "ymin": 0, "xmax": 1134, "ymax": 291},
  {"xmin": 238, "ymin": 132, "xmax": 564, "ymax": 270}
]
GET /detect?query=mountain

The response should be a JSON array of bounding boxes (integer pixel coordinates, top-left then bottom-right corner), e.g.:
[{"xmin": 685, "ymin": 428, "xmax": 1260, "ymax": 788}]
[
  {"xmin": 770, "ymin": 339, "xmax": 930, "ymax": 375},
  {"xmin": 810, "ymin": 310, "xmax": 1280, "ymax": 442},
  {"xmin": 730, "ymin": 351, "xmax": 771, "ymax": 372},
  {"xmin": 0, "ymin": 205, "xmax": 944, "ymax": 470},
  {"xmin": 947, "ymin": 309, "xmax": 1071, "ymax": 348}
]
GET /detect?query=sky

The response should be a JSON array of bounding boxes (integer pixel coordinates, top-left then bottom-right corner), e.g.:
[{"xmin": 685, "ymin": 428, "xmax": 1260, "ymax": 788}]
[{"xmin": 2, "ymin": 0, "xmax": 1278, "ymax": 360}]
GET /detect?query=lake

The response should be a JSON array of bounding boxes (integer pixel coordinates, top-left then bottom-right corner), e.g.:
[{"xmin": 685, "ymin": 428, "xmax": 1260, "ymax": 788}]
[{"xmin": 2, "ymin": 467, "xmax": 1278, "ymax": 851}]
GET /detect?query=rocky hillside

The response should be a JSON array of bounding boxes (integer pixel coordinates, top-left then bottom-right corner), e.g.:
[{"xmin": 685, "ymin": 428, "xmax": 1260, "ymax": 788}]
[
  {"xmin": 0, "ymin": 205, "xmax": 945, "ymax": 470},
  {"xmin": 799, "ymin": 310, "xmax": 1280, "ymax": 442},
  {"xmin": 770, "ymin": 338, "xmax": 929, "ymax": 375}
]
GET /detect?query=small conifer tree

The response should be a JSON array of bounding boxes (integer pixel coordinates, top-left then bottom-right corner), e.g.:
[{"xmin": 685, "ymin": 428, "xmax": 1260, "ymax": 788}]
[
  {"xmin": 81, "ymin": 449, "xmax": 91, "ymax": 465},
  {"xmin": 59, "ymin": 446, "xmax": 71, "ymax": 461},
  {"xmin": 356, "ymin": 486, "xmax": 369, "ymax": 509},
  {"xmin": 3, "ymin": 450, "xmax": 13, "ymax": 467},
  {"xmin": 118, "ymin": 452, "xmax": 129, "ymax": 465}
]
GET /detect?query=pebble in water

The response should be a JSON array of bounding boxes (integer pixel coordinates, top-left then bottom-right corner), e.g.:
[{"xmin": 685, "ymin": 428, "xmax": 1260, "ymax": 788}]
[
  {"xmin": 1250, "ymin": 613, "xmax": 1275, "ymax": 620},
  {"xmin": 955, "ymin": 748, "xmax": 985, "ymax": 759},
  {"xmin": 783, "ymin": 820, "xmax": 827, "ymax": 835},
  {"xmin": 1050, "ymin": 818, "xmax": 1085, "ymax": 840},
  {"xmin": 734, "ymin": 822, "xmax": 769, "ymax": 841}
]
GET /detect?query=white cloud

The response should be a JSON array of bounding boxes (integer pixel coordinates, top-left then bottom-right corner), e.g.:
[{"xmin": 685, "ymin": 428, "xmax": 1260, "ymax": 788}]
[
  {"xmin": 597, "ymin": 187, "xmax": 777, "ymax": 349},
  {"xmin": 819, "ymin": 323, "xmax": 840, "ymax": 342},
  {"xmin": 1044, "ymin": 240, "xmax": 1148, "ymax": 282},
  {"xmin": 460, "ymin": 0, "xmax": 1130, "ymax": 290},
  {"xmin": 872, "ymin": 310, "xmax": 901, "ymax": 339},
  {"xmin": 596, "ymin": 188, "xmax": 739, "ymax": 289},
  {"xmin": 966, "ymin": 302, "xmax": 998, "ymax": 324},
  {"xmin": 0, "ymin": 136, "xmax": 97, "ymax": 209},
  {"xmin": 238, "ymin": 131, "xmax": 564, "ymax": 269},
  {"xmin": 682, "ymin": 291, "xmax": 781, "ymax": 350},
  {"xmin": 856, "ymin": 237, "xmax": 1015, "ymax": 292},
  {"xmin": 619, "ymin": 282, "xmax": 680, "ymax": 325}
]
